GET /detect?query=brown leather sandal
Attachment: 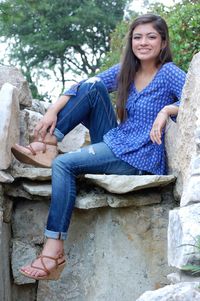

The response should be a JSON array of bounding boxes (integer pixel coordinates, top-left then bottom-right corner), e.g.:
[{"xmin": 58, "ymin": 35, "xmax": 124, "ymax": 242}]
[
  {"xmin": 11, "ymin": 141, "xmax": 58, "ymax": 168},
  {"xmin": 20, "ymin": 253, "xmax": 66, "ymax": 280}
]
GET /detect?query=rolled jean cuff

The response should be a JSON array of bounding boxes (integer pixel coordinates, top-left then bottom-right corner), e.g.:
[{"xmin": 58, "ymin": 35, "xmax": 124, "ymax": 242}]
[
  {"xmin": 44, "ymin": 228, "xmax": 67, "ymax": 240},
  {"xmin": 53, "ymin": 128, "xmax": 64, "ymax": 142}
]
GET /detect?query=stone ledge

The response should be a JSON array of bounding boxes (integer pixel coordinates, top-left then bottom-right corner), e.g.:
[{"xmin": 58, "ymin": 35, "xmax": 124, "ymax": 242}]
[
  {"xmin": 85, "ymin": 174, "xmax": 176, "ymax": 194},
  {"xmin": 13, "ymin": 173, "xmax": 174, "ymax": 209},
  {"xmin": 11, "ymin": 165, "xmax": 51, "ymax": 181}
]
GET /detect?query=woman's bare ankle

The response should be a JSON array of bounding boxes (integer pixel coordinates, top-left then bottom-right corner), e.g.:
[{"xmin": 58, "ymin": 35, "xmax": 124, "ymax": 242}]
[
  {"xmin": 34, "ymin": 133, "xmax": 58, "ymax": 145},
  {"xmin": 42, "ymin": 238, "xmax": 64, "ymax": 257}
]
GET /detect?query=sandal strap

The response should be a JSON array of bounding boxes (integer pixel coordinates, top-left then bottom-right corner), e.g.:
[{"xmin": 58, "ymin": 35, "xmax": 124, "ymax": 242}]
[
  {"xmin": 25, "ymin": 144, "xmax": 37, "ymax": 156},
  {"xmin": 38, "ymin": 140, "xmax": 57, "ymax": 146},
  {"xmin": 30, "ymin": 254, "xmax": 65, "ymax": 276},
  {"xmin": 25, "ymin": 142, "xmax": 47, "ymax": 156}
]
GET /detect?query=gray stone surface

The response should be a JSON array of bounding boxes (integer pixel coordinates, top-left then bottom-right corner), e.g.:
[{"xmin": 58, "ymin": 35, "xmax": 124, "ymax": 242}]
[
  {"xmin": 3, "ymin": 197, "xmax": 13, "ymax": 223},
  {"xmin": 168, "ymin": 203, "xmax": 200, "ymax": 269},
  {"xmin": 172, "ymin": 52, "xmax": 200, "ymax": 197},
  {"xmin": 19, "ymin": 109, "xmax": 29, "ymax": 146},
  {"xmin": 165, "ymin": 119, "xmax": 178, "ymax": 176},
  {"xmin": 167, "ymin": 271, "xmax": 200, "ymax": 284},
  {"xmin": 135, "ymin": 282, "xmax": 200, "ymax": 301},
  {"xmin": 12, "ymin": 284, "xmax": 37, "ymax": 301},
  {"xmin": 85, "ymin": 174, "xmax": 176, "ymax": 194},
  {"xmin": 0, "ymin": 170, "xmax": 14, "ymax": 183},
  {"xmin": 181, "ymin": 175, "xmax": 200, "ymax": 206},
  {"xmin": 22, "ymin": 181, "xmax": 52, "ymax": 197},
  {"xmin": 37, "ymin": 203, "xmax": 172, "ymax": 301},
  {"xmin": 4, "ymin": 183, "xmax": 37, "ymax": 200},
  {"xmin": 76, "ymin": 189, "xmax": 161, "ymax": 209},
  {"xmin": 0, "ymin": 83, "xmax": 20, "ymax": 170},
  {"xmin": 11, "ymin": 165, "xmax": 51, "ymax": 181},
  {"xmin": 25, "ymin": 109, "xmax": 43, "ymax": 142},
  {"xmin": 12, "ymin": 199, "xmax": 49, "ymax": 243},
  {"xmin": 11, "ymin": 240, "xmax": 37, "ymax": 285},
  {"xmin": 0, "ymin": 211, "xmax": 12, "ymax": 301},
  {"xmin": 30, "ymin": 99, "xmax": 46, "ymax": 115},
  {"xmin": 0, "ymin": 65, "xmax": 32, "ymax": 106},
  {"xmin": 58, "ymin": 124, "xmax": 90, "ymax": 153}
]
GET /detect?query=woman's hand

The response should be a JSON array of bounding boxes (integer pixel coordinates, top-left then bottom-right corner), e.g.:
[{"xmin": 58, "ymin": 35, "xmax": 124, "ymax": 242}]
[
  {"xmin": 34, "ymin": 108, "xmax": 58, "ymax": 141},
  {"xmin": 33, "ymin": 94, "xmax": 71, "ymax": 141},
  {"xmin": 150, "ymin": 110, "xmax": 169, "ymax": 145}
]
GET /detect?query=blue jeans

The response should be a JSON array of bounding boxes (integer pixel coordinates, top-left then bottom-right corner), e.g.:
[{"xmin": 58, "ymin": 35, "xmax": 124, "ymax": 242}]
[{"xmin": 45, "ymin": 79, "xmax": 148, "ymax": 240}]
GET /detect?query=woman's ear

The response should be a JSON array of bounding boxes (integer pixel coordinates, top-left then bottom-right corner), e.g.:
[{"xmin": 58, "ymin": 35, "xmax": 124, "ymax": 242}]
[{"xmin": 161, "ymin": 40, "xmax": 167, "ymax": 49}]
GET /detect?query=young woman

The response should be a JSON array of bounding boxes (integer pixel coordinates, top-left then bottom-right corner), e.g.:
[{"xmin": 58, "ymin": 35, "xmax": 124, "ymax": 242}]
[{"xmin": 12, "ymin": 14, "xmax": 186, "ymax": 280}]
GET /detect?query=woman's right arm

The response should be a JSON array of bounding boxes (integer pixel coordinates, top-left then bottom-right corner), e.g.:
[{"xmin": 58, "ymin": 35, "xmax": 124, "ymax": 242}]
[{"xmin": 34, "ymin": 94, "xmax": 71, "ymax": 140}]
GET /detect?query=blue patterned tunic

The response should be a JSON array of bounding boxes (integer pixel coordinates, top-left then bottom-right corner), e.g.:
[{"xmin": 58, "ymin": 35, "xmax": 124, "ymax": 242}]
[{"xmin": 64, "ymin": 62, "xmax": 186, "ymax": 175}]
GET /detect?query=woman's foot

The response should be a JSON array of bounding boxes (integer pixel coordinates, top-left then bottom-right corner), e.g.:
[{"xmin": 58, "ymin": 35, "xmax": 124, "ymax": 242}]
[
  {"xmin": 11, "ymin": 134, "xmax": 58, "ymax": 168},
  {"xmin": 20, "ymin": 239, "xmax": 66, "ymax": 280}
]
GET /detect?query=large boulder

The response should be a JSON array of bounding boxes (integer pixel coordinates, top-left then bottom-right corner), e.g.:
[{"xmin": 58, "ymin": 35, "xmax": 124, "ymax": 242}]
[
  {"xmin": 168, "ymin": 203, "xmax": 200, "ymax": 269},
  {"xmin": 0, "ymin": 65, "xmax": 32, "ymax": 107},
  {"xmin": 135, "ymin": 282, "xmax": 200, "ymax": 301},
  {"xmin": 0, "ymin": 83, "xmax": 20, "ymax": 170},
  {"xmin": 170, "ymin": 52, "xmax": 200, "ymax": 198}
]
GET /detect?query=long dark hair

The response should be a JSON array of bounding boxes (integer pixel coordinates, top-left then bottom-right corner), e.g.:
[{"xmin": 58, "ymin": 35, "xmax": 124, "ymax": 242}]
[{"xmin": 117, "ymin": 14, "xmax": 173, "ymax": 122}]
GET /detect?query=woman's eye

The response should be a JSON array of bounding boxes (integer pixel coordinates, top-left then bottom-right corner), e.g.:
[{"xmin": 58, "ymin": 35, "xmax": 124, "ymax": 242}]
[
  {"xmin": 133, "ymin": 36, "xmax": 140, "ymax": 40},
  {"xmin": 149, "ymin": 36, "xmax": 157, "ymax": 39}
]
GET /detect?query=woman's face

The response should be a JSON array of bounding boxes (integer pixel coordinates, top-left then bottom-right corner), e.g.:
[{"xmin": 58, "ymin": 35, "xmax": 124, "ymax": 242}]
[{"xmin": 132, "ymin": 23, "xmax": 165, "ymax": 64}]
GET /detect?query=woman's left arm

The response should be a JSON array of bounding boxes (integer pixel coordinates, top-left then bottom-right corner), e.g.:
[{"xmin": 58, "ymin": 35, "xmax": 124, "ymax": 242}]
[
  {"xmin": 150, "ymin": 105, "xmax": 178, "ymax": 145},
  {"xmin": 150, "ymin": 64, "xmax": 186, "ymax": 145}
]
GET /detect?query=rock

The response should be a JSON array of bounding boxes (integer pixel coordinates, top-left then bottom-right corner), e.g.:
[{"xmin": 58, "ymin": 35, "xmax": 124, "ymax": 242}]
[
  {"xmin": 173, "ymin": 52, "xmax": 200, "ymax": 197},
  {"xmin": 19, "ymin": 110, "xmax": 29, "ymax": 146},
  {"xmin": 12, "ymin": 199, "xmax": 49, "ymax": 243},
  {"xmin": 58, "ymin": 124, "xmax": 90, "ymax": 153},
  {"xmin": 165, "ymin": 119, "xmax": 178, "ymax": 176},
  {"xmin": 0, "ymin": 185, "xmax": 3, "ymax": 209},
  {"xmin": 167, "ymin": 271, "xmax": 200, "ymax": 284},
  {"xmin": 76, "ymin": 190, "xmax": 161, "ymax": 209},
  {"xmin": 84, "ymin": 174, "xmax": 175, "ymax": 194},
  {"xmin": 0, "ymin": 83, "xmax": 20, "ymax": 170},
  {"xmin": 29, "ymin": 99, "xmax": 46, "ymax": 115},
  {"xmin": 22, "ymin": 181, "xmax": 51, "ymax": 197},
  {"xmin": 168, "ymin": 203, "xmax": 200, "ymax": 269},
  {"xmin": 11, "ymin": 165, "xmax": 51, "ymax": 181},
  {"xmin": 107, "ymin": 191, "xmax": 161, "ymax": 207},
  {"xmin": 24, "ymin": 109, "xmax": 43, "ymax": 142},
  {"xmin": 37, "ymin": 203, "xmax": 172, "ymax": 301},
  {"xmin": 0, "ymin": 210, "xmax": 12, "ymax": 301},
  {"xmin": 181, "ymin": 175, "xmax": 200, "ymax": 206},
  {"xmin": 3, "ymin": 197, "xmax": 13, "ymax": 223},
  {"xmin": 4, "ymin": 183, "xmax": 36, "ymax": 200},
  {"xmin": 0, "ymin": 171, "xmax": 14, "ymax": 183},
  {"xmin": 76, "ymin": 189, "xmax": 108, "ymax": 209},
  {"xmin": 135, "ymin": 282, "xmax": 200, "ymax": 301},
  {"xmin": 11, "ymin": 240, "xmax": 36, "ymax": 285},
  {"xmin": 0, "ymin": 65, "xmax": 32, "ymax": 107}
]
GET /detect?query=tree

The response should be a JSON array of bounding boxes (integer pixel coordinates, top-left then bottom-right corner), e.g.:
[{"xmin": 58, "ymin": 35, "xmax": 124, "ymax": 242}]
[
  {"xmin": 147, "ymin": 0, "xmax": 200, "ymax": 71},
  {"xmin": 101, "ymin": 0, "xmax": 200, "ymax": 73},
  {"xmin": 0, "ymin": 0, "xmax": 129, "ymax": 97}
]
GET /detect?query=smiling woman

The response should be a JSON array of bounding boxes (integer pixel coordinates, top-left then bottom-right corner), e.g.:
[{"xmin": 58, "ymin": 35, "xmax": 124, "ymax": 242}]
[{"xmin": 11, "ymin": 14, "xmax": 186, "ymax": 281}]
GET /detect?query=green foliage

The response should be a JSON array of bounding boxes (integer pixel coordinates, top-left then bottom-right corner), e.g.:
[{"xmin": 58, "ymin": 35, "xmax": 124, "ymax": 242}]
[
  {"xmin": 99, "ymin": 12, "xmax": 138, "ymax": 71},
  {"xmin": 181, "ymin": 235, "xmax": 200, "ymax": 275},
  {"xmin": 101, "ymin": 0, "xmax": 200, "ymax": 73},
  {"xmin": 0, "ymin": 0, "xmax": 128, "ymax": 97},
  {"xmin": 147, "ymin": 0, "xmax": 200, "ymax": 71}
]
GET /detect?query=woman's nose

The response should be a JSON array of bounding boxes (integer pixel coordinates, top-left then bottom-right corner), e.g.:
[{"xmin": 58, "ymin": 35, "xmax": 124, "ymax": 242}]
[{"xmin": 140, "ymin": 37, "xmax": 148, "ymax": 45}]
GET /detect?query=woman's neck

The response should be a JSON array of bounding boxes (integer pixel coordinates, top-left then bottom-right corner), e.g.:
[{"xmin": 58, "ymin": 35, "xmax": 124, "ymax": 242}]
[{"xmin": 138, "ymin": 61, "xmax": 159, "ymax": 75}]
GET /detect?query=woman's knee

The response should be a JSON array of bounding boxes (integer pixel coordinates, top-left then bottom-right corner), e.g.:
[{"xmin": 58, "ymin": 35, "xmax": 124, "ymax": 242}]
[
  {"xmin": 52, "ymin": 154, "xmax": 73, "ymax": 173},
  {"xmin": 83, "ymin": 77, "xmax": 107, "ymax": 93}
]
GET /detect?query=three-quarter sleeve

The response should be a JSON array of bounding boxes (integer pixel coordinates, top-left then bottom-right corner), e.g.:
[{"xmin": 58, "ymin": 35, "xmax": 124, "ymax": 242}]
[
  {"xmin": 168, "ymin": 63, "xmax": 186, "ymax": 107},
  {"xmin": 63, "ymin": 64, "xmax": 120, "ymax": 96}
]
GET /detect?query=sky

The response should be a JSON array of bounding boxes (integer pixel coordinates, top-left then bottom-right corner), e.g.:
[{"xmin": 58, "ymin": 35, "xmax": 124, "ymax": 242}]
[{"xmin": 0, "ymin": 0, "xmax": 179, "ymax": 101}]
